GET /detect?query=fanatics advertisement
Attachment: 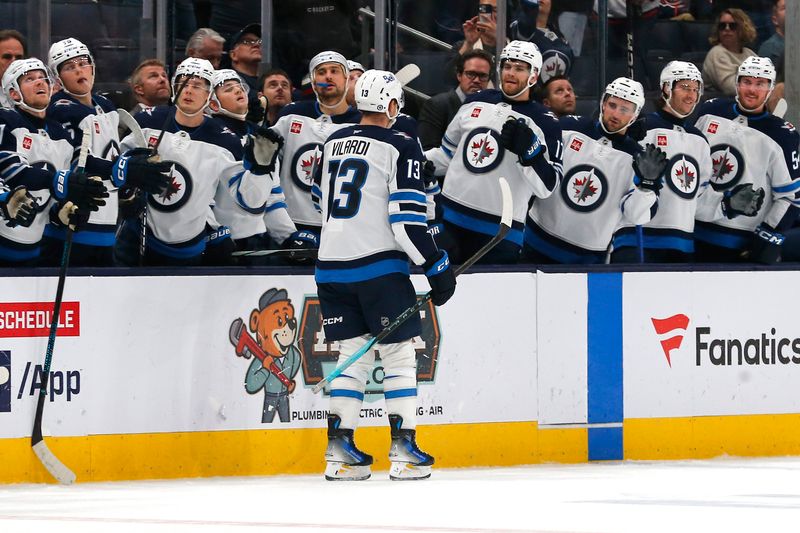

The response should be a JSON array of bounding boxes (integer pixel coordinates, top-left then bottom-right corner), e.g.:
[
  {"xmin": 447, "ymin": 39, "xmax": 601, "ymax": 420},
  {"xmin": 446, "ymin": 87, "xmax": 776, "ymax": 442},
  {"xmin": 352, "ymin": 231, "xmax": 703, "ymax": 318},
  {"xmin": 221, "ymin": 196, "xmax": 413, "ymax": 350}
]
[
  {"xmin": 623, "ymin": 271, "xmax": 800, "ymax": 419},
  {"xmin": 0, "ymin": 272, "xmax": 537, "ymax": 439}
]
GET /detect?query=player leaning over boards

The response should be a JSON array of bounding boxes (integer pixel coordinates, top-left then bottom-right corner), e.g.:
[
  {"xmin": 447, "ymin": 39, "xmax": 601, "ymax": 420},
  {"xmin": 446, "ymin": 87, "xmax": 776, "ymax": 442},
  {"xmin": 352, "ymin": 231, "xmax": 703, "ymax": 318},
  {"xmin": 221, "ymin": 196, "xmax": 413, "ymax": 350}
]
[
  {"xmin": 521, "ymin": 77, "xmax": 666, "ymax": 264},
  {"xmin": 312, "ymin": 70, "xmax": 456, "ymax": 481},
  {"xmin": 425, "ymin": 40, "xmax": 563, "ymax": 264},
  {"xmin": 611, "ymin": 61, "xmax": 764, "ymax": 263},
  {"xmin": 693, "ymin": 56, "xmax": 800, "ymax": 264}
]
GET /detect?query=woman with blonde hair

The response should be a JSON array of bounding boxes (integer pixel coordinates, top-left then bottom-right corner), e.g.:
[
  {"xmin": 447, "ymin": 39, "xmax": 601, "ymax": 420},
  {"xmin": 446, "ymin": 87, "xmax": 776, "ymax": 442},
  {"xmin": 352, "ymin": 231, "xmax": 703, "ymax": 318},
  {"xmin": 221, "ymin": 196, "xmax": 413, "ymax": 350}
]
[{"xmin": 702, "ymin": 9, "xmax": 757, "ymax": 96}]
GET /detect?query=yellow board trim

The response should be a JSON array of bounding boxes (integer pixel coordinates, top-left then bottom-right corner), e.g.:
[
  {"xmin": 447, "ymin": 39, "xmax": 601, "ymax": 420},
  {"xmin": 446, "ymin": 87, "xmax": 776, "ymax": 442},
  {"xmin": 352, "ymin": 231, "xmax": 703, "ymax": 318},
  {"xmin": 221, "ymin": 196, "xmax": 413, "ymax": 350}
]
[{"xmin": 1, "ymin": 422, "xmax": 586, "ymax": 484}]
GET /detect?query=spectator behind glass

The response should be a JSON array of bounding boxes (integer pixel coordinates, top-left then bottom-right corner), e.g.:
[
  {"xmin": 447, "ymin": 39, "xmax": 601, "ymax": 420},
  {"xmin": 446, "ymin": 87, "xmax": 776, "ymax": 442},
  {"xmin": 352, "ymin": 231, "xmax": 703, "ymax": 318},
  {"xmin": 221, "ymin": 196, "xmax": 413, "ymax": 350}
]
[
  {"xmin": 509, "ymin": 0, "xmax": 574, "ymax": 83},
  {"xmin": 553, "ymin": 0, "xmax": 592, "ymax": 57},
  {"xmin": 228, "ymin": 23, "xmax": 262, "ymax": 94},
  {"xmin": 418, "ymin": 49, "xmax": 494, "ymax": 150},
  {"xmin": 458, "ymin": 0, "xmax": 498, "ymax": 55},
  {"xmin": 0, "ymin": 30, "xmax": 25, "ymax": 109},
  {"xmin": 129, "ymin": 59, "xmax": 170, "ymax": 114},
  {"xmin": 702, "ymin": 9, "xmax": 757, "ymax": 96},
  {"xmin": 185, "ymin": 28, "xmax": 226, "ymax": 69},
  {"xmin": 258, "ymin": 68, "xmax": 293, "ymax": 126},
  {"xmin": 538, "ymin": 75, "xmax": 576, "ymax": 117},
  {"xmin": 758, "ymin": 0, "xmax": 784, "ymax": 79},
  {"xmin": 345, "ymin": 60, "xmax": 365, "ymax": 108}
]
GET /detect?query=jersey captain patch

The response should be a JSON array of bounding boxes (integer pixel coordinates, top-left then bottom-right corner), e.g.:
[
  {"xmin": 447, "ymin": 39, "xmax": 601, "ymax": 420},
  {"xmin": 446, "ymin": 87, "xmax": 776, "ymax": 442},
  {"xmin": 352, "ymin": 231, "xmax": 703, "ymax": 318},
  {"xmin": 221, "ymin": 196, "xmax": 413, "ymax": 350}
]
[
  {"xmin": 665, "ymin": 153, "xmax": 700, "ymax": 199},
  {"xmin": 709, "ymin": 144, "xmax": 745, "ymax": 191},
  {"xmin": 461, "ymin": 127, "xmax": 504, "ymax": 174},
  {"xmin": 560, "ymin": 164, "xmax": 608, "ymax": 212},
  {"xmin": 290, "ymin": 142, "xmax": 323, "ymax": 191}
]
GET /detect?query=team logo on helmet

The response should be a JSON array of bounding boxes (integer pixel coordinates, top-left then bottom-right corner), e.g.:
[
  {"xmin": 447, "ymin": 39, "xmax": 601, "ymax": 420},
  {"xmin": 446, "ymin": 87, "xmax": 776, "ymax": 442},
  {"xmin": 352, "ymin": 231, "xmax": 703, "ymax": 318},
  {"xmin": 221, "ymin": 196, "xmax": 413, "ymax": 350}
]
[
  {"xmin": 290, "ymin": 143, "xmax": 323, "ymax": 191},
  {"xmin": 462, "ymin": 127, "xmax": 504, "ymax": 174},
  {"xmin": 560, "ymin": 164, "xmax": 608, "ymax": 212},
  {"xmin": 665, "ymin": 153, "xmax": 700, "ymax": 199},
  {"xmin": 540, "ymin": 50, "xmax": 570, "ymax": 83},
  {"xmin": 708, "ymin": 144, "xmax": 744, "ymax": 191},
  {"xmin": 148, "ymin": 161, "xmax": 192, "ymax": 212}
]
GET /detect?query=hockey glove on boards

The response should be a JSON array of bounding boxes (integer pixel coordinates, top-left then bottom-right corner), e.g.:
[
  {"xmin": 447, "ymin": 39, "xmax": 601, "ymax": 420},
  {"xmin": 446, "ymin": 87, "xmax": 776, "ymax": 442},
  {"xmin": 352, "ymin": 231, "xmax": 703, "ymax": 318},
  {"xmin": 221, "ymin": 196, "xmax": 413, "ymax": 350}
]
[
  {"xmin": 54, "ymin": 201, "xmax": 91, "ymax": 231},
  {"xmin": 500, "ymin": 117, "xmax": 543, "ymax": 163},
  {"xmin": 282, "ymin": 230, "xmax": 319, "ymax": 264},
  {"xmin": 423, "ymin": 250, "xmax": 456, "ymax": 306},
  {"xmin": 633, "ymin": 143, "xmax": 667, "ymax": 193},
  {"xmin": 113, "ymin": 148, "xmax": 173, "ymax": 194},
  {"xmin": 722, "ymin": 183, "xmax": 765, "ymax": 218},
  {"xmin": 52, "ymin": 168, "xmax": 109, "ymax": 210},
  {"xmin": 244, "ymin": 127, "xmax": 284, "ymax": 174},
  {"xmin": 743, "ymin": 224, "xmax": 784, "ymax": 264},
  {"xmin": 0, "ymin": 186, "xmax": 36, "ymax": 227}
]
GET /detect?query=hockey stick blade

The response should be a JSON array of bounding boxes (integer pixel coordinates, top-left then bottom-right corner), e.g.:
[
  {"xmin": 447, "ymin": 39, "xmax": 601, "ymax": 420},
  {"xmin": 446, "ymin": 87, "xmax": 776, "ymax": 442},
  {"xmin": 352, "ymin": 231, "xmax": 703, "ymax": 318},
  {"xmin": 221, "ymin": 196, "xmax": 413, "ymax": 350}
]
[
  {"xmin": 231, "ymin": 248, "xmax": 318, "ymax": 259},
  {"xmin": 395, "ymin": 63, "xmax": 420, "ymax": 86},
  {"xmin": 774, "ymin": 98, "xmax": 788, "ymax": 119},
  {"xmin": 312, "ymin": 177, "xmax": 512, "ymax": 394},
  {"xmin": 117, "ymin": 109, "xmax": 148, "ymax": 148},
  {"xmin": 32, "ymin": 440, "xmax": 76, "ymax": 484}
]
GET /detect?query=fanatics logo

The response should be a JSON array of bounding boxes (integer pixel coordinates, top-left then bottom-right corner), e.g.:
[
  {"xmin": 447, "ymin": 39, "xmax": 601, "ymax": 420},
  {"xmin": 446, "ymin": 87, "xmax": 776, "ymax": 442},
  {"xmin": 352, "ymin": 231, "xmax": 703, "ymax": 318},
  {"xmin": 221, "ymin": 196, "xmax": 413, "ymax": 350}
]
[
  {"xmin": 21, "ymin": 136, "xmax": 32, "ymax": 150},
  {"xmin": 570, "ymin": 138, "xmax": 583, "ymax": 152},
  {"xmin": 657, "ymin": 135, "xmax": 667, "ymax": 147},
  {"xmin": 290, "ymin": 121, "xmax": 303, "ymax": 134},
  {"xmin": 471, "ymin": 107, "xmax": 482, "ymax": 118},
  {"xmin": 707, "ymin": 122, "xmax": 719, "ymax": 134},
  {"xmin": 651, "ymin": 313, "xmax": 690, "ymax": 367}
]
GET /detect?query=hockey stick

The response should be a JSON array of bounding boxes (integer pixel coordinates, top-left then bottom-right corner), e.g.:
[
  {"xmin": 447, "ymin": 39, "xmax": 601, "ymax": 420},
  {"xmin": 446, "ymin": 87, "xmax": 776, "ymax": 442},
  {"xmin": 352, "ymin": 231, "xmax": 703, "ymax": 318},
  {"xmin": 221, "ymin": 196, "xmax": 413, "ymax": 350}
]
[
  {"xmin": 394, "ymin": 63, "xmax": 420, "ymax": 86},
  {"xmin": 626, "ymin": 0, "xmax": 646, "ymax": 263},
  {"xmin": 30, "ymin": 127, "xmax": 92, "ymax": 485},
  {"xmin": 773, "ymin": 98, "xmax": 788, "ymax": 119},
  {"xmin": 312, "ymin": 176, "xmax": 512, "ymax": 394},
  {"xmin": 231, "ymin": 247, "xmax": 318, "ymax": 259},
  {"xmin": 117, "ymin": 109, "xmax": 147, "ymax": 148}
]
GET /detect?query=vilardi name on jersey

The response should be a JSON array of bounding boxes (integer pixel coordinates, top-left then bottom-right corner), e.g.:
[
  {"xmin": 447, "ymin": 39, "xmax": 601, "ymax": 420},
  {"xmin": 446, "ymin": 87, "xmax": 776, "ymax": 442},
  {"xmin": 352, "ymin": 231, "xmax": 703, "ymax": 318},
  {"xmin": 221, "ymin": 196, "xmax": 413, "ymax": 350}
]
[
  {"xmin": 313, "ymin": 125, "xmax": 437, "ymax": 283},
  {"xmin": 123, "ymin": 106, "xmax": 276, "ymax": 257},
  {"xmin": 525, "ymin": 116, "xmax": 657, "ymax": 263},
  {"xmin": 0, "ymin": 108, "xmax": 72, "ymax": 259},
  {"xmin": 613, "ymin": 109, "xmax": 721, "ymax": 254},
  {"xmin": 425, "ymin": 89, "xmax": 563, "ymax": 246},
  {"xmin": 694, "ymin": 98, "xmax": 800, "ymax": 249}
]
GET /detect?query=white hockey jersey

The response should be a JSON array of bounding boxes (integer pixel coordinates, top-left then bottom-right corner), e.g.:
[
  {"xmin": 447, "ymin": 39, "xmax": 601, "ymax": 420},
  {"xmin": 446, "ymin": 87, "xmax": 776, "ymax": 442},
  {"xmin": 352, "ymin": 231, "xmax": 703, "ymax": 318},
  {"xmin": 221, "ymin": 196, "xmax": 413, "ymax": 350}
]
[
  {"xmin": 45, "ymin": 91, "xmax": 122, "ymax": 246},
  {"xmin": 693, "ymin": 98, "xmax": 800, "ymax": 250},
  {"xmin": 425, "ymin": 90, "xmax": 563, "ymax": 246},
  {"xmin": 0, "ymin": 108, "xmax": 72, "ymax": 260},
  {"xmin": 312, "ymin": 124, "xmax": 439, "ymax": 283},
  {"xmin": 524, "ymin": 116, "xmax": 657, "ymax": 263},
  {"xmin": 613, "ymin": 109, "xmax": 721, "ymax": 254},
  {"xmin": 122, "ymin": 106, "xmax": 276, "ymax": 258}
]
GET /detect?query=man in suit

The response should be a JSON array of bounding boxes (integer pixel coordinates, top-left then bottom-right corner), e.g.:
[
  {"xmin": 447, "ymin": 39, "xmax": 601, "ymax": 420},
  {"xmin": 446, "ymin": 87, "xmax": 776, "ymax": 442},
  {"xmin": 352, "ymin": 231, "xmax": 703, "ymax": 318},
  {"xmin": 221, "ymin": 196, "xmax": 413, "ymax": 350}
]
[{"xmin": 418, "ymin": 49, "xmax": 493, "ymax": 150}]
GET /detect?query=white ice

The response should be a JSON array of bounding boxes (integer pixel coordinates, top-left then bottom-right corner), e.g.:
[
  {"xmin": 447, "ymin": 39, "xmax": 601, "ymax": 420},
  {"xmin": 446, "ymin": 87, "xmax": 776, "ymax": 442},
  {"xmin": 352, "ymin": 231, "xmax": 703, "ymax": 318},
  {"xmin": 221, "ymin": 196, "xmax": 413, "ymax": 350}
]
[{"xmin": 2, "ymin": 457, "xmax": 800, "ymax": 532}]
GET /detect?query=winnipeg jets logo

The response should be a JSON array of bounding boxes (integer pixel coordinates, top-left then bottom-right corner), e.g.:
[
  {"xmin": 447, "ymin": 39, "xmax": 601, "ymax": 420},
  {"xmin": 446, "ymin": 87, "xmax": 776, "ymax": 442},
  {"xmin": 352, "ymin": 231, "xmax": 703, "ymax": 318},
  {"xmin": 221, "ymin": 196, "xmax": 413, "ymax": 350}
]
[
  {"xmin": 148, "ymin": 161, "xmax": 193, "ymax": 213},
  {"xmin": 540, "ymin": 51, "xmax": 569, "ymax": 83},
  {"xmin": 709, "ymin": 144, "xmax": 744, "ymax": 190},
  {"xmin": 290, "ymin": 142, "xmax": 322, "ymax": 191},
  {"xmin": 461, "ymin": 127, "xmax": 503, "ymax": 174},
  {"xmin": 560, "ymin": 164, "xmax": 608, "ymax": 212},
  {"xmin": 665, "ymin": 153, "xmax": 700, "ymax": 199}
]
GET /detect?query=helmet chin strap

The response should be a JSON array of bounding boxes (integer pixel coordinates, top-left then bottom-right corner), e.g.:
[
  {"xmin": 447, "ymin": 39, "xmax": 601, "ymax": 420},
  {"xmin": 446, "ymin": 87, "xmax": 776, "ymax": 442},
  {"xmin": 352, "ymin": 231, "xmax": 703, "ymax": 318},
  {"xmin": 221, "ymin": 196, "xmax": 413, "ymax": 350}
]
[
  {"xmin": 499, "ymin": 71, "xmax": 537, "ymax": 100},
  {"xmin": 59, "ymin": 67, "xmax": 95, "ymax": 99},
  {"xmin": 315, "ymin": 72, "xmax": 350, "ymax": 111},
  {"xmin": 735, "ymin": 90, "xmax": 773, "ymax": 114},
  {"xmin": 216, "ymin": 107, "xmax": 247, "ymax": 121},
  {"xmin": 599, "ymin": 103, "xmax": 638, "ymax": 135},
  {"xmin": 13, "ymin": 86, "xmax": 52, "ymax": 115}
]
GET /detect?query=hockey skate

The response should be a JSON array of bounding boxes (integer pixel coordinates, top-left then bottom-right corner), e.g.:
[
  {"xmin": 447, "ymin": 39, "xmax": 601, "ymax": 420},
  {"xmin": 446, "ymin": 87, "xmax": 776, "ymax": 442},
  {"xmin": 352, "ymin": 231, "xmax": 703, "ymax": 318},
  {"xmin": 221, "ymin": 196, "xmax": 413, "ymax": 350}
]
[
  {"xmin": 324, "ymin": 415, "xmax": 373, "ymax": 481},
  {"xmin": 388, "ymin": 414, "xmax": 434, "ymax": 481}
]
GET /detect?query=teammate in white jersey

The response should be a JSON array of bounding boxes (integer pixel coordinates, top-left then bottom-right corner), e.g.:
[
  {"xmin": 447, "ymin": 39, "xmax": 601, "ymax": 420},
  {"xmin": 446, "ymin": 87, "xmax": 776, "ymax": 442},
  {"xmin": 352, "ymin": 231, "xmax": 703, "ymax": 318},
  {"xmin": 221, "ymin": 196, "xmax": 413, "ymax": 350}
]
[
  {"xmin": 0, "ymin": 58, "xmax": 108, "ymax": 266},
  {"xmin": 313, "ymin": 70, "xmax": 455, "ymax": 482},
  {"xmin": 425, "ymin": 40, "xmax": 563, "ymax": 264},
  {"xmin": 119, "ymin": 58, "xmax": 281, "ymax": 266},
  {"xmin": 44, "ymin": 38, "xmax": 170, "ymax": 266},
  {"xmin": 612, "ymin": 61, "xmax": 764, "ymax": 263},
  {"xmin": 522, "ymin": 77, "xmax": 666, "ymax": 264},
  {"xmin": 693, "ymin": 56, "xmax": 800, "ymax": 263}
]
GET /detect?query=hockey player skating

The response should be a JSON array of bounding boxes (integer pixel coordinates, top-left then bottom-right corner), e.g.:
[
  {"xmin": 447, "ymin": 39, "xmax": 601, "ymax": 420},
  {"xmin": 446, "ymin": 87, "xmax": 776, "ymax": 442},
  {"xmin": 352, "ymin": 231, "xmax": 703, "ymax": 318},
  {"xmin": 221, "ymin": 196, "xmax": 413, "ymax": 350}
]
[
  {"xmin": 522, "ymin": 77, "xmax": 666, "ymax": 264},
  {"xmin": 425, "ymin": 40, "xmax": 563, "ymax": 264},
  {"xmin": 312, "ymin": 69, "xmax": 456, "ymax": 481},
  {"xmin": 119, "ymin": 57, "xmax": 282, "ymax": 266},
  {"xmin": 612, "ymin": 61, "xmax": 764, "ymax": 263},
  {"xmin": 207, "ymin": 68, "xmax": 311, "ymax": 263},
  {"xmin": 0, "ymin": 58, "xmax": 108, "ymax": 266},
  {"xmin": 693, "ymin": 56, "xmax": 800, "ymax": 263}
]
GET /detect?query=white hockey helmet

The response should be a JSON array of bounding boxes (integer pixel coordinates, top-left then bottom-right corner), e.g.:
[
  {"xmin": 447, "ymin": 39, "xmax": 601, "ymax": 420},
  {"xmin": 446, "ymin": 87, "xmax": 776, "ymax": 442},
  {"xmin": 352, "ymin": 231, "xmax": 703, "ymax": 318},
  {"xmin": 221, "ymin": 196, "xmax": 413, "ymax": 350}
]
[
  {"xmin": 347, "ymin": 60, "xmax": 365, "ymax": 74},
  {"xmin": 737, "ymin": 56, "xmax": 776, "ymax": 87},
  {"xmin": 600, "ymin": 77, "xmax": 645, "ymax": 134},
  {"xmin": 1, "ymin": 58, "xmax": 53, "ymax": 112},
  {"xmin": 48, "ymin": 38, "xmax": 93, "ymax": 75},
  {"xmin": 498, "ymin": 40, "xmax": 542, "ymax": 99},
  {"xmin": 309, "ymin": 51, "xmax": 349, "ymax": 80},
  {"xmin": 209, "ymin": 68, "xmax": 248, "ymax": 118},
  {"xmin": 659, "ymin": 61, "xmax": 703, "ymax": 118},
  {"xmin": 172, "ymin": 57, "xmax": 215, "ymax": 114},
  {"xmin": 355, "ymin": 69, "xmax": 404, "ymax": 122}
]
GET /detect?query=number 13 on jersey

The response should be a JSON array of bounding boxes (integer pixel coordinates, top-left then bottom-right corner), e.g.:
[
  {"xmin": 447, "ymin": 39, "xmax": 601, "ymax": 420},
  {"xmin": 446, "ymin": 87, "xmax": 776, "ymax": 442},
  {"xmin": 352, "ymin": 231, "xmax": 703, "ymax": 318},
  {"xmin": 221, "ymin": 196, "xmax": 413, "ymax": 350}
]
[{"xmin": 327, "ymin": 158, "xmax": 369, "ymax": 219}]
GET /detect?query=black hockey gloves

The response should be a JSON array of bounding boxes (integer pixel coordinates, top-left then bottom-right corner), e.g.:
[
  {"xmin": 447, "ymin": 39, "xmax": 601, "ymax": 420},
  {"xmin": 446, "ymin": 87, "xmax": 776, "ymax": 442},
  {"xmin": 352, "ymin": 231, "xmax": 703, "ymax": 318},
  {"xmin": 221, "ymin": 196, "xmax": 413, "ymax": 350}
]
[
  {"xmin": 633, "ymin": 143, "xmax": 667, "ymax": 193},
  {"xmin": 422, "ymin": 159, "xmax": 437, "ymax": 189},
  {"xmin": 52, "ymin": 168, "xmax": 109, "ymax": 211},
  {"xmin": 423, "ymin": 250, "xmax": 456, "ymax": 306},
  {"xmin": 244, "ymin": 127, "xmax": 284, "ymax": 174},
  {"xmin": 283, "ymin": 230, "xmax": 319, "ymax": 250},
  {"xmin": 246, "ymin": 96, "xmax": 267, "ymax": 125},
  {"xmin": 0, "ymin": 186, "xmax": 36, "ymax": 228},
  {"xmin": 500, "ymin": 117, "xmax": 543, "ymax": 164},
  {"xmin": 113, "ymin": 148, "xmax": 173, "ymax": 195},
  {"xmin": 743, "ymin": 224, "xmax": 784, "ymax": 264},
  {"xmin": 722, "ymin": 183, "xmax": 765, "ymax": 218}
]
